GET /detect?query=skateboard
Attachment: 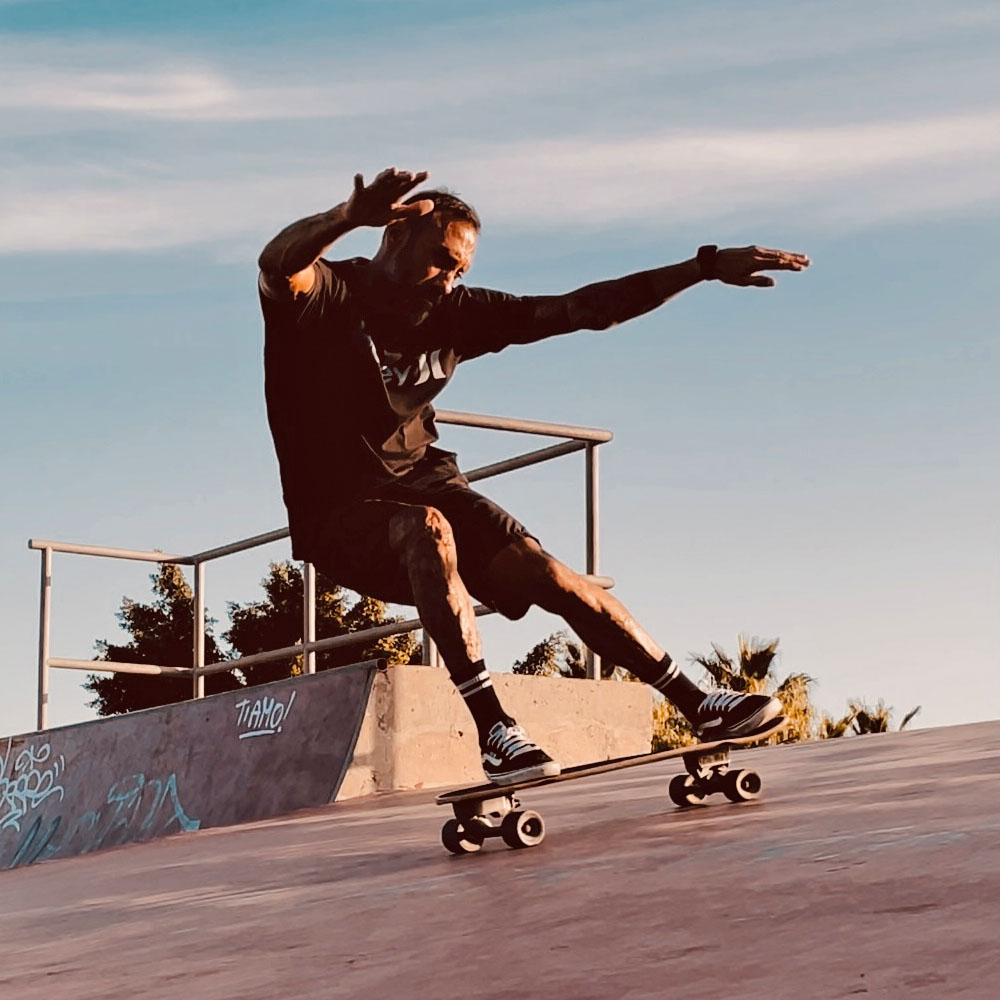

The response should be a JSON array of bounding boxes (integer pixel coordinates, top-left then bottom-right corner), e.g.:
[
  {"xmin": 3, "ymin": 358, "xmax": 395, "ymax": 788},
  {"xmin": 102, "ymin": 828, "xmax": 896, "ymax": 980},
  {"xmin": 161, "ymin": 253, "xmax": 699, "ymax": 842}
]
[{"xmin": 436, "ymin": 716, "xmax": 787, "ymax": 854}]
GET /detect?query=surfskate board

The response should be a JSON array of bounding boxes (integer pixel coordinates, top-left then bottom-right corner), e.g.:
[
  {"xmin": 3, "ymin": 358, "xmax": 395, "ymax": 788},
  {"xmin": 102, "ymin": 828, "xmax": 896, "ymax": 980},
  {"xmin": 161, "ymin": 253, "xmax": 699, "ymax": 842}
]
[{"xmin": 436, "ymin": 715, "xmax": 787, "ymax": 854}]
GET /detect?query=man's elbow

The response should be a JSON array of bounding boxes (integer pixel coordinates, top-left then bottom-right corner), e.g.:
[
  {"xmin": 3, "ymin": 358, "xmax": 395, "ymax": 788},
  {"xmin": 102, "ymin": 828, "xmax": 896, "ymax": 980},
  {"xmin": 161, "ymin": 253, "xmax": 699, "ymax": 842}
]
[{"xmin": 257, "ymin": 243, "xmax": 285, "ymax": 277}]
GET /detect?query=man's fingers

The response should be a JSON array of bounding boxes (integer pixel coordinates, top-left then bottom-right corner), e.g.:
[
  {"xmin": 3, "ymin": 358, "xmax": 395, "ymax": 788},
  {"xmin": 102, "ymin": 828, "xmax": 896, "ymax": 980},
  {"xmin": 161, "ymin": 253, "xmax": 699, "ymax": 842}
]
[
  {"xmin": 391, "ymin": 198, "xmax": 435, "ymax": 218},
  {"xmin": 370, "ymin": 167, "xmax": 428, "ymax": 189},
  {"xmin": 748, "ymin": 275, "xmax": 776, "ymax": 288},
  {"xmin": 353, "ymin": 173, "xmax": 365, "ymax": 194},
  {"xmin": 753, "ymin": 247, "xmax": 810, "ymax": 269},
  {"xmin": 763, "ymin": 258, "xmax": 808, "ymax": 271}
]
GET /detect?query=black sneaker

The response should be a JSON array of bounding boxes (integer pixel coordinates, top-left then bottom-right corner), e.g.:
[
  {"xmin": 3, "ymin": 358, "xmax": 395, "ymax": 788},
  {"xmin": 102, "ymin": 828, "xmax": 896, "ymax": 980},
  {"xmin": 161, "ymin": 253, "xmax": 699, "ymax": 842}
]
[
  {"xmin": 482, "ymin": 721, "xmax": 561, "ymax": 786},
  {"xmin": 693, "ymin": 691, "xmax": 783, "ymax": 740}
]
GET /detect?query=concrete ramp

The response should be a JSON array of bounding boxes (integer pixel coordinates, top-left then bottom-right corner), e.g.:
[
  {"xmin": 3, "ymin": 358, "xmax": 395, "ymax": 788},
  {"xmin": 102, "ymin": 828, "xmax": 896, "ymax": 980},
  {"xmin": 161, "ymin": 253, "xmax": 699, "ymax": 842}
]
[
  {"xmin": 0, "ymin": 662, "xmax": 377, "ymax": 868},
  {"xmin": 1, "ymin": 662, "xmax": 651, "ymax": 869},
  {"xmin": 1, "ymin": 721, "xmax": 998, "ymax": 998}
]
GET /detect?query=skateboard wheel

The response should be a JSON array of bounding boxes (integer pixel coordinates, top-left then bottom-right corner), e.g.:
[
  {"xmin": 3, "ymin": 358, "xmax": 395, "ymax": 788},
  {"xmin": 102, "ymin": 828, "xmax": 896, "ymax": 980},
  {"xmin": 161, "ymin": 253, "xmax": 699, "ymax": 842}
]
[
  {"xmin": 722, "ymin": 768, "xmax": 762, "ymax": 803},
  {"xmin": 500, "ymin": 810, "xmax": 545, "ymax": 849},
  {"xmin": 668, "ymin": 773, "xmax": 708, "ymax": 808},
  {"xmin": 442, "ymin": 818, "xmax": 485, "ymax": 855}
]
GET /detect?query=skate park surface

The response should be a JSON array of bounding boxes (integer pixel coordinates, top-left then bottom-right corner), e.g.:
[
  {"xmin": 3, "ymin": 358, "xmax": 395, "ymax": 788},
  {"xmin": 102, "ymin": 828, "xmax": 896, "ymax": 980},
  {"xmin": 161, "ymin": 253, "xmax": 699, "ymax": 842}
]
[{"xmin": 3, "ymin": 720, "xmax": 998, "ymax": 999}]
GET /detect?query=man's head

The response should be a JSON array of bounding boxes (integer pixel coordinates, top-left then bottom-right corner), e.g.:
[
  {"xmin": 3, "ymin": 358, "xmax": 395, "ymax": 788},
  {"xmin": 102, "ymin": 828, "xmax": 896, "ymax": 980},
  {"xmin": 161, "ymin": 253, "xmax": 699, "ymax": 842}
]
[{"xmin": 370, "ymin": 190, "xmax": 480, "ymax": 324}]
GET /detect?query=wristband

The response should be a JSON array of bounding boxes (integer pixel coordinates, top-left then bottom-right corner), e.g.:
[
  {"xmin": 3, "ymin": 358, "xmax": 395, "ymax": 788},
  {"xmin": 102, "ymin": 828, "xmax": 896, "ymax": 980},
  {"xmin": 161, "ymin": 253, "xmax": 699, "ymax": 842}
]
[{"xmin": 696, "ymin": 244, "xmax": 719, "ymax": 280}]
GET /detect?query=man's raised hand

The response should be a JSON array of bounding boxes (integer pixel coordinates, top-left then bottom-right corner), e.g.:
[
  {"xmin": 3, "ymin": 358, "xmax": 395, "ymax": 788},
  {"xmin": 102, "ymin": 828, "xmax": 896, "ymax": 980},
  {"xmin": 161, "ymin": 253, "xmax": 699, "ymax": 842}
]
[
  {"xmin": 344, "ymin": 168, "xmax": 435, "ymax": 228},
  {"xmin": 716, "ymin": 245, "xmax": 810, "ymax": 287}
]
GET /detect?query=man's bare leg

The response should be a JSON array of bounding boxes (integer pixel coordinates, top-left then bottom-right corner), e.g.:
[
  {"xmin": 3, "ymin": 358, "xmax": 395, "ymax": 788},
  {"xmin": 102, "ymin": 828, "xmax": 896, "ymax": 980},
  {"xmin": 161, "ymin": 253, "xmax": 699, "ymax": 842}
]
[
  {"xmin": 486, "ymin": 539, "xmax": 781, "ymax": 734},
  {"xmin": 387, "ymin": 505, "xmax": 483, "ymax": 674},
  {"xmin": 387, "ymin": 506, "xmax": 560, "ymax": 781}
]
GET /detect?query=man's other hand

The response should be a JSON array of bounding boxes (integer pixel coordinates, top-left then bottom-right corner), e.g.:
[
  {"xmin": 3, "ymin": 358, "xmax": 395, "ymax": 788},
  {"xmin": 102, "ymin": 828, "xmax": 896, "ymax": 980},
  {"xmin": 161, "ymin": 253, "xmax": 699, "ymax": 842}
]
[
  {"xmin": 344, "ymin": 168, "xmax": 435, "ymax": 227},
  {"xmin": 716, "ymin": 245, "xmax": 810, "ymax": 287}
]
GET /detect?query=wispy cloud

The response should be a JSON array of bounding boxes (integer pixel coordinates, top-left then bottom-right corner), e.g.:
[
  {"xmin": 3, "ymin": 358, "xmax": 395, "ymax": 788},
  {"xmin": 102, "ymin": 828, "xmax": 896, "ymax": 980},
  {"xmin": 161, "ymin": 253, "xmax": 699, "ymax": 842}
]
[
  {"xmin": 1, "ymin": 1, "xmax": 997, "ymax": 124},
  {"xmin": 1, "ymin": 1, "xmax": 997, "ymax": 254},
  {"xmin": 3, "ymin": 112, "xmax": 998, "ymax": 254},
  {"xmin": 462, "ymin": 113, "xmax": 1000, "ymax": 231}
]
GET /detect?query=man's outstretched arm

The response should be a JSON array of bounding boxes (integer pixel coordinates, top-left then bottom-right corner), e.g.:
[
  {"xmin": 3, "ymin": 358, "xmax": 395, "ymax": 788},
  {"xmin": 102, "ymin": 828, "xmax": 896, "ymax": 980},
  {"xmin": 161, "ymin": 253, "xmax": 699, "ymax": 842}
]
[
  {"xmin": 257, "ymin": 168, "xmax": 433, "ymax": 297},
  {"xmin": 542, "ymin": 245, "xmax": 811, "ymax": 332}
]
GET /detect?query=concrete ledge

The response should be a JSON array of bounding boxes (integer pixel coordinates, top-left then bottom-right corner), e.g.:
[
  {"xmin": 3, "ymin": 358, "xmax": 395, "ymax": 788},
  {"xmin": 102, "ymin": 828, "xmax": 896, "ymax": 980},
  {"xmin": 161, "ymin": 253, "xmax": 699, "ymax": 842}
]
[{"xmin": 337, "ymin": 665, "xmax": 653, "ymax": 798}]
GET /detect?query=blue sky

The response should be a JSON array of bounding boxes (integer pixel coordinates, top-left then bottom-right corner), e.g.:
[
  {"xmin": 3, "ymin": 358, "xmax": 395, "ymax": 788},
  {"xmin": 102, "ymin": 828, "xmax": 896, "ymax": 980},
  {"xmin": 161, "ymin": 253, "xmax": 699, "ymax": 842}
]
[{"xmin": 2, "ymin": 0, "xmax": 998, "ymax": 737}]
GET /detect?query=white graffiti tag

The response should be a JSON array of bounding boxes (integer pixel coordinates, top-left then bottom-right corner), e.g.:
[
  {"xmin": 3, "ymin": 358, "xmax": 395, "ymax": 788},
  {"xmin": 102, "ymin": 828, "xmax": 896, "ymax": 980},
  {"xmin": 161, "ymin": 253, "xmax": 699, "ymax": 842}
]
[
  {"xmin": 234, "ymin": 690, "xmax": 297, "ymax": 740},
  {"xmin": 0, "ymin": 740, "xmax": 66, "ymax": 832}
]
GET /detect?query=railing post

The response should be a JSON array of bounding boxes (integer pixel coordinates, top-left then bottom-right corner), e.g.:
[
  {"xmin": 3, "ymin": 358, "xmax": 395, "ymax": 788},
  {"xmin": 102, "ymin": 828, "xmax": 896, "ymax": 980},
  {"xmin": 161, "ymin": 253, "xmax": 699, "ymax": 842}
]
[
  {"xmin": 37, "ymin": 546, "xmax": 52, "ymax": 731},
  {"xmin": 193, "ymin": 561, "xmax": 205, "ymax": 699},
  {"xmin": 303, "ymin": 561, "xmax": 316, "ymax": 674},
  {"xmin": 585, "ymin": 444, "xmax": 602, "ymax": 681},
  {"xmin": 422, "ymin": 630, "xmax": 442, "ymax": 668}
]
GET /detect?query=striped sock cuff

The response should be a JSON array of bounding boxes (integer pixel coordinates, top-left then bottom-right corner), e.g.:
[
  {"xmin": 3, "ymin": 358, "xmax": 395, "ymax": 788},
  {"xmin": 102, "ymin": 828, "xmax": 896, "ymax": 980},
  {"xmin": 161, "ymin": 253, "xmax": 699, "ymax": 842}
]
[
  {"xmin": 456, "ymin": 669, "xmax": 493, "ymax": 698},
  {"xmin": 651, "ymin": 656, "xmax": 679, "ymax": 693}
]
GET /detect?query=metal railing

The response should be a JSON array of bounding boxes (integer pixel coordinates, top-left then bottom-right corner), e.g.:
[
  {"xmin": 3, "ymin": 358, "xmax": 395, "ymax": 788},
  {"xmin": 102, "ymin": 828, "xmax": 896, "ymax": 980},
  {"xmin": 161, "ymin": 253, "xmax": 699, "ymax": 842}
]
[{"xmin": 28, "ymin": 410, "xmax": 614, "ymax": 732}]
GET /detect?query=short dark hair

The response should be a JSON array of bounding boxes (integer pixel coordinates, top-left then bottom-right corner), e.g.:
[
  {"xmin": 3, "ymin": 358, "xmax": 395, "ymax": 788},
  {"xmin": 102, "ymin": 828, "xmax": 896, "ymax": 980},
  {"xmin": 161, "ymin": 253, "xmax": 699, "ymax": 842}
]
[{"xmin": 403, "ymin": 188, "xmax": 480, "ymax": 232}]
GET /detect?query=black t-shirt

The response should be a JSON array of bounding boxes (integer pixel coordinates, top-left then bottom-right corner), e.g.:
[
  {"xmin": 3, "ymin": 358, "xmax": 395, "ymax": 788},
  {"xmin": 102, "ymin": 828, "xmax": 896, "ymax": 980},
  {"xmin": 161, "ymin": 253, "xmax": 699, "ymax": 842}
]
[{"xmin": 258, "ymin": 257, "xmax": 576, "ymax": 556}]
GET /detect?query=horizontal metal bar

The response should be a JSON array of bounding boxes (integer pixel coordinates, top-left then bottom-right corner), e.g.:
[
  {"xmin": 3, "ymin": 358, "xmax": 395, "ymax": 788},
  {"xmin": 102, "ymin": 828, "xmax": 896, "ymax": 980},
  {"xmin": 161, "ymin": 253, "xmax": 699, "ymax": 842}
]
[
  {"xmin": 53, "ymin": 574, "xmax": 614, "ymax": 679},
  {"xmin": 197, "ymin": 648, "xmax": 392, "ymax": 677},
  {"xmin": 50, "ymin": 658, "xmax": 193, "ymax": 677},
  {"xmin": 437, "ymin": 409, "xmax": 613, "ymax": 443},
  {"xmin": 200, "ymin": 575, "xmax": 614, "ymax": 672},
  {"xmin": 464, "ymin": 440, "xmax": 586, "ymax": 483},
  {"xmin": 27, "ymin": 540, "xmax": 189, "ymax": 564},
  {"xmin": 198, "ymin": 640, "xmax": 307, "ymax": 675},
  {"xmin": 188, "ymin": 527, "xmax": 291, "ymax": 565},
  {"xmin": 198, "ymin": 615, "xmax": 457, "ymax": 674}
]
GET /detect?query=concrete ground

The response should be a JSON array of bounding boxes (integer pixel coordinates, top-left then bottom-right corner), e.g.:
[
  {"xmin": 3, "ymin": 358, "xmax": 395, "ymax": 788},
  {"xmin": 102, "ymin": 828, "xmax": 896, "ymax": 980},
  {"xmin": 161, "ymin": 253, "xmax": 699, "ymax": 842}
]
[{"xmin": 2, "ymin": 720, "xmax": 999, "ymax": 1000}]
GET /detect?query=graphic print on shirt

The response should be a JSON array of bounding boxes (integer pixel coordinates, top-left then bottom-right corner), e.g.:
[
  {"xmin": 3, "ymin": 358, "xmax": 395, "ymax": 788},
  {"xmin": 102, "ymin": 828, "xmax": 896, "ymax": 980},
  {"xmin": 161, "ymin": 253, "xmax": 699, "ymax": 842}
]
[{"xmin": 375, "ymin": 347, "xmax": 447, "ymax": 388}]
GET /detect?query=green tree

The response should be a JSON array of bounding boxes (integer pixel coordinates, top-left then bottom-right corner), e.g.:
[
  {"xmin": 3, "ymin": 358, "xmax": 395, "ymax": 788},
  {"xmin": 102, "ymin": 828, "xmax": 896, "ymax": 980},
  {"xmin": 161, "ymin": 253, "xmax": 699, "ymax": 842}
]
[
  {"xmin": 224, "ymin": 561, "xmax": 419, "ymax": 685},
  {"xmin": 83, "ymin": 564, "xmax": 241, "ymax": 716},
  {"xmin": 651, "ymin": 699, "xmax": 697, "ymax": 752},
  {"xmin": 85, "ymin": 560, "xmax": 420, "ymax": 717},
  {"xmin": 512, "ymin": 629, "xmax": 630, "ymax": 681},
  {"xmin": 820, "ymin": 699, "xmax": 921, "ymax": 737},
  {"xmin": 689, "ymin": 634, "xmax": 816, "ymax": 743}
]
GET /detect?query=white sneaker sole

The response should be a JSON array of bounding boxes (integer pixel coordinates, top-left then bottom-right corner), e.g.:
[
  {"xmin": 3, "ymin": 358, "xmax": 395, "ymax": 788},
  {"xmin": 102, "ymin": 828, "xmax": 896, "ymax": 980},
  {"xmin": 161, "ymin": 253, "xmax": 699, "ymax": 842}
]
[{"xmin": 486, "ymin": 760, "xmax": 562, "ymax": 787}]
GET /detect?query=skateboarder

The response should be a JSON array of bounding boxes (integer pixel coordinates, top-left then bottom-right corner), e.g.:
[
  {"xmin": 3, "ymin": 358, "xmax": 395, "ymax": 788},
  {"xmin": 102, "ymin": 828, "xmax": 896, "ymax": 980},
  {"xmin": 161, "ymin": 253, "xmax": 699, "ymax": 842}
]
[{"xmin": 258, "ymin": 168, "xmax": 810, "ymax": 786}]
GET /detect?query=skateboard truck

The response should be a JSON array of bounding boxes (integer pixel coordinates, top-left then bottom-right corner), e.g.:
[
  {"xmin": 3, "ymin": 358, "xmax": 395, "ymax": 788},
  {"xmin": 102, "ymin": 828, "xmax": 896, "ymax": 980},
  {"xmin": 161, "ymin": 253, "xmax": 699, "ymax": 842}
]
[
  {"xmin": 669, "ymin": 747, "xmax": 762, "ymax": 808},
  {"xmin": 442, "ymin": 793, "xmax": 546, "ymax": 854}
]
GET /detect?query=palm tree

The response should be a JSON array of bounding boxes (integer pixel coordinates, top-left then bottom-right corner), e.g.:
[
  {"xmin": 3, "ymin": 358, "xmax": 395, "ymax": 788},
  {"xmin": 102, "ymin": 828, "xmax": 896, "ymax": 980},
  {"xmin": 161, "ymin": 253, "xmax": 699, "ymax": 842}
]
[
  {"xmin": 689, "ymin": 634, "xmax": 815, "ymax": 743},
  {"xmin": 821, "ymin": 700, "xmax": 922, "ymax": 737}
]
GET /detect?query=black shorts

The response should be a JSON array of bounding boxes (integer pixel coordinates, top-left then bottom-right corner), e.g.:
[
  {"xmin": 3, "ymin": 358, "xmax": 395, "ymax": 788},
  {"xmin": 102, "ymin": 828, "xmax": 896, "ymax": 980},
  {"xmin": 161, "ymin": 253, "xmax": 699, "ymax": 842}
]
[{"xmin": 307, "ymin": 448, "xmax": 538, "ymax": 619}]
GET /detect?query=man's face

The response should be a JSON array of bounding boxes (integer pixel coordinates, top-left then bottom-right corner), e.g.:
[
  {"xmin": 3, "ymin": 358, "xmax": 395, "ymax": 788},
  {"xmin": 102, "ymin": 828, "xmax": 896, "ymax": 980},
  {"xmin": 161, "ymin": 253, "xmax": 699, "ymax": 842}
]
[{"xmin": 378, "ymin": 215, "xmax": 477, "ymax": 323}]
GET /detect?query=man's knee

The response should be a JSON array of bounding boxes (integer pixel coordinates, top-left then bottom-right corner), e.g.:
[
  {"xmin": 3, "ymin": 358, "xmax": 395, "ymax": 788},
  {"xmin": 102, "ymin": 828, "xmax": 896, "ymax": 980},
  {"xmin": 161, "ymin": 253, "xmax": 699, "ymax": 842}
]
[
  {"xmin": 490, "ymin": 539, "xmax": 585, "ymax": 610},
  {"xmin": 387, "ymin": 505, "xmax": 455, "ymax": 555}
]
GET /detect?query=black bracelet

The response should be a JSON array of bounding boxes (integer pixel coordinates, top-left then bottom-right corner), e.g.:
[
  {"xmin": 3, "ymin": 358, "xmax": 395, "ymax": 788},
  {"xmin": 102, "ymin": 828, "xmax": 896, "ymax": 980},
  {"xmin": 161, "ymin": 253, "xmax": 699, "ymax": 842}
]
[{"xmin": 696, "ymin": 244, "xmax": 719, "ymax": 280}]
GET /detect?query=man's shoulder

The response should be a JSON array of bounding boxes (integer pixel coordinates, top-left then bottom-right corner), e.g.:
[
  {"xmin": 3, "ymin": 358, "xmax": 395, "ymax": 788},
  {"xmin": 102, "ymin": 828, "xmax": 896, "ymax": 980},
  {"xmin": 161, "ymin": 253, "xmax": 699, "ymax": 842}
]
[
  {"xmin": 261, "ymin": 256, "xmax": 371, "ymax": 316},
  {"xmin": 315, "ymin": 255, "xmax": 372, "ymax": 293},
  {"xmin": 321, "ymin": 255, "xmax": 372, "ymax": 276}
]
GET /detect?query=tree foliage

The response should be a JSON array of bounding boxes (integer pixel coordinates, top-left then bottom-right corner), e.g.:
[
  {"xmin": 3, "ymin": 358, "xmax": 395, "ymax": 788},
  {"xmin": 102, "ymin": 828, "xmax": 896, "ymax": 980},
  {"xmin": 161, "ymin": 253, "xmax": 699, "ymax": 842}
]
[
  {"xmin": 224, "ymin": 561, "xmax": 419, "ymax": 685},
  {"xmin": 687, "ymin": 634, "xmax": 918, "ymax": 743},
  {"xmin": 506, "ymin": 628, "xmax": 918, "ymax": 752},
  {"xmin": 512, "ymin": 629, "xmax": 632, "ymax": 681},
  {"xmin": 83, "ymin": 564, "xmax": 240, "ymax": 716},
  {"xmin": 819, "ymin": 699, "xmax": 921, "ymax": 738},
  {"xmin": 681, "ymin": 634, "xmax": 816, "ymax": 746},
  {"xmin": 85, "ymin": 560, "xmax": 419, "ymax": 717}
]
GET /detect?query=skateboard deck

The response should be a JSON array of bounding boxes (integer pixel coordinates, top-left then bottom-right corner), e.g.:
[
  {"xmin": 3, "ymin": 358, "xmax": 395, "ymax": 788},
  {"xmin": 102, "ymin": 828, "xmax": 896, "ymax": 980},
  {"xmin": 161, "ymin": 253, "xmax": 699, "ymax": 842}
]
[{"xmin": 436, "ymin": 715, "xmax": 787, "ymax": 854}]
